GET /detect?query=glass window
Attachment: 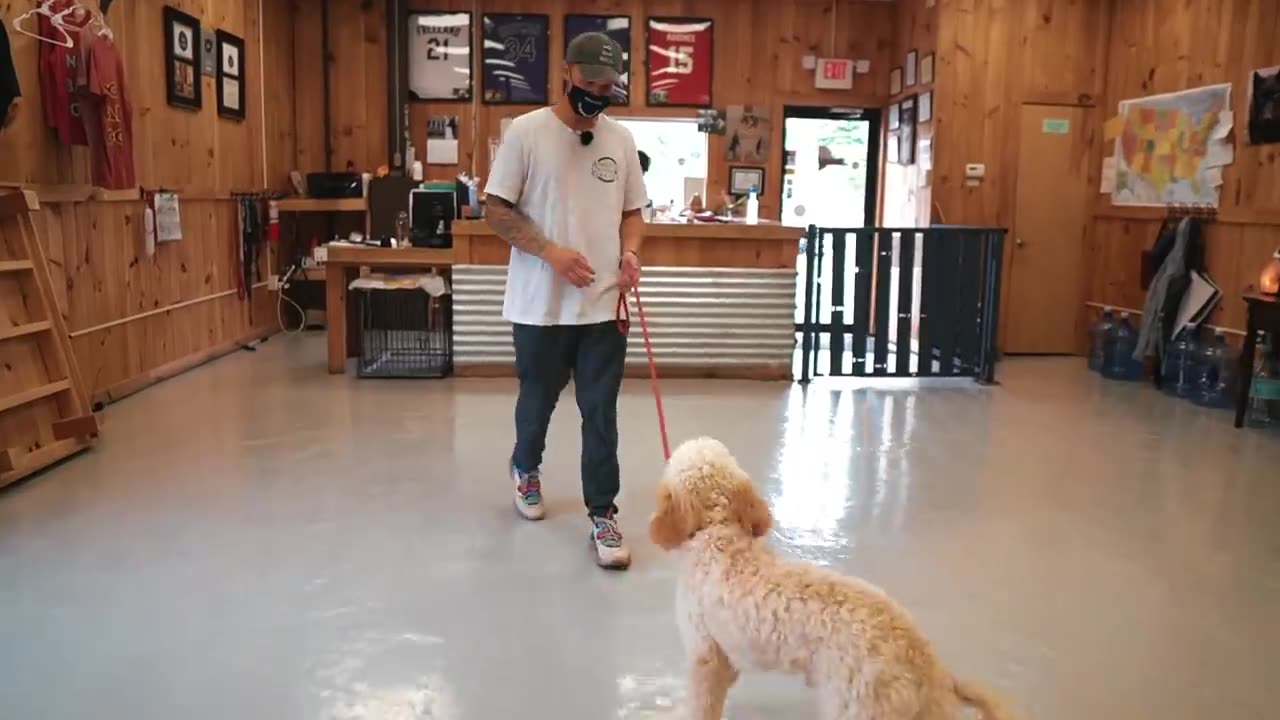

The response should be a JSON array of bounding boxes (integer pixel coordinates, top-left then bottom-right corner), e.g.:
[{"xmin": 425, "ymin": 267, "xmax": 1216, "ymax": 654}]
[{"xmin": 616, "ymin": 117, "xmax": 707, "ymax": 215}]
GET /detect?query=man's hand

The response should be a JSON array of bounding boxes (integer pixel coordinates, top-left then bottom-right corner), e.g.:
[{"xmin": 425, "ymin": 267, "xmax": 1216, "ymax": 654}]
[
  {"xmin": 618, "ymin": 250, "xmax": 640, "ymax": 292},
  {"xmin": 543, "ymin": 244, "xmax": 596, "ymax": 288}
]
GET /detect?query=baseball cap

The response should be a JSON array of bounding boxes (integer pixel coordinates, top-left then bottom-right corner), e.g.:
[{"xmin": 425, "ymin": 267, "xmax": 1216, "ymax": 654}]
[{"xmin": 565, "ymin": 32, "xmax": 624, "ymax": 83}]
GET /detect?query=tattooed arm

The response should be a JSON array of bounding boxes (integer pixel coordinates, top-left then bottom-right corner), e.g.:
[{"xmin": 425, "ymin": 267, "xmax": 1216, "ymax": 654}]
[
  {"xmin": 486, "ymin": 195, "xmax": 596, "ymax": 287},
  {"xmin": 485, "ymin": 195, "xmax": 553, "ymax": 257}
]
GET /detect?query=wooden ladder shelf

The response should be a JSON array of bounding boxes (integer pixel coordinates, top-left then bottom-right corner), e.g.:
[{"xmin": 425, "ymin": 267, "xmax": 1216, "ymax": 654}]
[{"xmin": 0, "ymin": 190, "xmax": 99, "ymax": 489}]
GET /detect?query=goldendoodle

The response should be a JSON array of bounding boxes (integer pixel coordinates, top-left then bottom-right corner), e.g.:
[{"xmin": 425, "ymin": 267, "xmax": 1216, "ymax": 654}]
[{"xmin": 649, "ymin": 436, "xmax": 1012, "ymax": 720}]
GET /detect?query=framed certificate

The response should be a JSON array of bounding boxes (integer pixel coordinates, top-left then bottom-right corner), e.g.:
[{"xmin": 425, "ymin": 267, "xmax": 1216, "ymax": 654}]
[
  {"xmin": 482, "ymin": 14, "xmax": 550, "ymax": 104},
  {"xmin": 645, "ymin": 17, "xmax": 713, "ymax": 107},
  {"xmin": 215, "ymin": 30, "xmax": 246, "ymax": 121},
  {"xmin": 564, "ymin": 14, "xmax": 631, "ymax": 105},
  {"xmin": 408, "ymin": 12, "xmax": 473, "ymax": 101}
]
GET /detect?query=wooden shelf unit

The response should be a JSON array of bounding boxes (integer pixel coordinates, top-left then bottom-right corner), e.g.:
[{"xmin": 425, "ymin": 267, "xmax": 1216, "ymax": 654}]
[{"xmin": 0, "ymin": 190, "xmax": 100, "ymax": 488}]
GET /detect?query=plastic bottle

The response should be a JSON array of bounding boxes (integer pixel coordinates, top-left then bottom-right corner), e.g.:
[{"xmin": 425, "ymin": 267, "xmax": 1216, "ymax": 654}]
[
  {"xmin": 1102, "ymin": 312, "xmax": 1143, "ymax": 381},
  {"xmin": 1192, "ymin": 331, "xmax": 1239, "ymax": 408},
  {"xmin": 395, "ymin": 210, "xmax": 410, "ymax": 249},
  {"xmin": 1246, "ymin": 333, "xmax": 1280, "ymax": 428},
  {"xmin": 1161, "ymin": 329, "xmax": 1201, "ymax": 398},
  {"xmin": 1088, "ymin": 307, "xmax": 1116, "ymax": 372},
  {"xmin": 745, "ymin": 185, "xmax": 760, "ymax": 225}
]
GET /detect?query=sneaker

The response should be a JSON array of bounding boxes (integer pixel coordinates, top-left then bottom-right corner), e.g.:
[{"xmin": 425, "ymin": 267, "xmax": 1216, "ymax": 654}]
[
  {"xmin": 589, "ymin": 513, "xmax": 631, "ymax": 569},
  {"xmin": 512, "ymin": 465, "xmax": 546, "ymax": 521}
]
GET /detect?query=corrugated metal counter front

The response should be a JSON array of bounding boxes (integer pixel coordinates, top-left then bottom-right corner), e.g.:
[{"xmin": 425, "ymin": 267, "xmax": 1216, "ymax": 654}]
[
  {"xmin": 452, "ymin": 265, "xmax": 796, "ymax": 377},
  {"xmin": 450, "ymin": 219, "xmax": 802, "ymax": 380}
]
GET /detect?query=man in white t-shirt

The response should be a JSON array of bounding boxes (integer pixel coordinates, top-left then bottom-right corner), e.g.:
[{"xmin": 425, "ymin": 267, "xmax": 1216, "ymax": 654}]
[{"xmin": 484, "ymin": 32, "xmax": 646, "ymax": 569}]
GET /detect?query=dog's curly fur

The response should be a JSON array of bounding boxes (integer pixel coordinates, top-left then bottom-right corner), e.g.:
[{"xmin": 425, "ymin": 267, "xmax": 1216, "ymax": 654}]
[{"xmin": 649, "ymin": 437, "xmax": 1013, "ymax": 720}]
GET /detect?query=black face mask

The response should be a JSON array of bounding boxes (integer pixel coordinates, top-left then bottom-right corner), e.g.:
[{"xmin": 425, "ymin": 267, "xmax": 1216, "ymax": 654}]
[{"xmin": 567, "ymin": 84, "xmax": 610, "ymax": 118}]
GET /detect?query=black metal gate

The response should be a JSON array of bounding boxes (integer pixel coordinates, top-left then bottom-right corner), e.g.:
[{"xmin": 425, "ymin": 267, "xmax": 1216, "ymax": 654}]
[{"xmin": 797, "ymin": 226, "xmax": 1007, "ymax": 383}]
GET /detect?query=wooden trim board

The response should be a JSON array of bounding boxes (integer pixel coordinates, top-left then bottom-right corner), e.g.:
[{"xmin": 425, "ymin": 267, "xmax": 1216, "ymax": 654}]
[
  {"xmin": 0, "ymin": 439, "xmax": 90, "ymax": 490},
  {"xmin": 93, "ymin": 325, "xmax": 276, "ymax": 406}
]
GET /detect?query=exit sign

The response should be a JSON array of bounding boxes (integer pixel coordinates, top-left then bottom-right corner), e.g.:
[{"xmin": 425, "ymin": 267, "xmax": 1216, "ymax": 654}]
[{"xmin": 815, "ymin": 58, "xmax": 855, "ymax": 90}]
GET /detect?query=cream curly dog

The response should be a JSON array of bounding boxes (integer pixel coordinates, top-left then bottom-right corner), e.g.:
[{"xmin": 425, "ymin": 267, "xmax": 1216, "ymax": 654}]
[{"xmin": 649, "ymin": 437, "xmax": 1012, "ymax": 720}]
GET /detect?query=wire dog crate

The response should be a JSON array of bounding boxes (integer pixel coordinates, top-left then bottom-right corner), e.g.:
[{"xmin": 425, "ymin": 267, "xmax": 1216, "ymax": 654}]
[{"xmin": 353, "ymin": 275, "xmax": 453, "ymax": 379}]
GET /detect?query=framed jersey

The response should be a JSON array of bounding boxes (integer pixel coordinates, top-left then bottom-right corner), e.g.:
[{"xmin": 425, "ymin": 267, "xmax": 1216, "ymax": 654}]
[
  {"xmin": 645, "ymin": 17, "xmax": 713, "ymax": 108},
  {"xmin": 408, "ymin": 12, "xmax": 473, "ymax": 102},
  {"xmin": 563, "ymin": 15, "xmax": 631, "ymax": 105},
  {"xmin": 482, "ymin": 14, "xmax": 550, "ymax": 105}
]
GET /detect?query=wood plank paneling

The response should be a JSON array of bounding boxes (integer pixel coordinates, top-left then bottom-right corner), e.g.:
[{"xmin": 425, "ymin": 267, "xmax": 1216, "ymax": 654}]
[
  {"xmin": 0, "ymin": 0, "xmax": 295, "ymax": 399},
  {"xmin": 882, "ymin": 0, "xmax": 938, "ymax": 227},
  {"xmin": 1085, "ymin": 0, "xmax": 1280, "ymax": 334},
  {"xmin": 297, "ymin": 0, "xmax": 896, "ymax": 221},
  {"xmin": 930, "ymin": 0, "xmax": 1110, "ymax": 228}
]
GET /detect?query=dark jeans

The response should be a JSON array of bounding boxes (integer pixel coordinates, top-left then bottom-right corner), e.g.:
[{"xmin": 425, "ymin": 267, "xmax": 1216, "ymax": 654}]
[{"xmin": 511, "ymin": 322, "xmax": 627, "ymax": 517}]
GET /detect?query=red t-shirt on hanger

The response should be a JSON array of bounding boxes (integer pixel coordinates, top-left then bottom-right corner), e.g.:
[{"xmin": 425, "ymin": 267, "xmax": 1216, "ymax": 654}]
[
  {"xmin": 37, "ymin": 0, "xmax": 90, "ymax": 146},
  {"xmin": 75, "ymin": 31, "xmax": 134, "ymax": 189}
]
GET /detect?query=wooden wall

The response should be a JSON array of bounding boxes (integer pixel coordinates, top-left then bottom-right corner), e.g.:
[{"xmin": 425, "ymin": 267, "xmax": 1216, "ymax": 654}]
[
  {"xmin": 293, "ymin": 0, "xmax": 897, "ymax": 221},
  {"xmin": 881, "ymin": 0, "xmax": 937, "ymax": 226},
  {"xmin": 930, "ymin": 0, "xmax": 1110, "ymax": 227},
  {"xmin": 925, "ymin": 0, "xmax": 1279, "ymax": 340},
  {"xmin": 0, "ymin": 0, "xmax": 296, "ymax": 401},
  {"xmin": 1087, "ymin": 0, "xmax": 1280, "ymax": 334}
]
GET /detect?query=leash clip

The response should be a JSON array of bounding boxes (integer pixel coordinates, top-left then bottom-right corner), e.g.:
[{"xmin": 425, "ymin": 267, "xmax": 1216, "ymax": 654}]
[{"xmin": 615, "ymin": 291, "xmax": 631, "ymax": 336}]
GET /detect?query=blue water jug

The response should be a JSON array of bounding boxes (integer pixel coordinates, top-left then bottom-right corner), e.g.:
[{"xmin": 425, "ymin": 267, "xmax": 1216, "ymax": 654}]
[
  {"xmin": 1192, "ymin": 332, "xmax": 1239, "ymax": 408},
  {"xmin": 1102, "ymin": 312, "xmax": 1144, "ymax": 381},
  {"xmin": 1088, "ymin": 308, "xmax": 1116, "ymax": 372},
  {"xmin": 1161, "ymin": 329, "xmax": 1201, "ymax": 398}
]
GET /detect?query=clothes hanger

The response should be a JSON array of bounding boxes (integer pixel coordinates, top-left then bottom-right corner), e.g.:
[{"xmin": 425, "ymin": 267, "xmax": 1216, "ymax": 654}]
[{"xmin": 11, "ymin": 1, "xmax": 75, "ymax": 49}]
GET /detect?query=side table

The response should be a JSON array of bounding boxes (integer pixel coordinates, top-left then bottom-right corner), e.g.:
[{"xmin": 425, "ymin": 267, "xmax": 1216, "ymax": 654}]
[{"xmin": 1234, "ymin": 288, "xmax": 1280, "ymax": 428}]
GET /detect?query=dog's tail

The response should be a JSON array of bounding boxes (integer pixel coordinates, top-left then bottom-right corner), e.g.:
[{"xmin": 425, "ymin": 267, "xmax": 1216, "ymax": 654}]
[{"xmin": 952, "ymin": 676, "xmax": 1013, "ymax": 720}]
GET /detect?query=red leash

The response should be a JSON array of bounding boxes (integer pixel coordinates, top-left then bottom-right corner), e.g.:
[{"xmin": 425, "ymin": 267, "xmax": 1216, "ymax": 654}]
[{"xmin": 617, "ymin": 288, "xmax": 671, "ymax": 460}]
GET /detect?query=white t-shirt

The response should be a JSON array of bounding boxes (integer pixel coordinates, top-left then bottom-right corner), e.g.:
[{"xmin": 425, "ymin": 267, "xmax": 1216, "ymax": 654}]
[{"xmin": 485, "ymin": 107, "xmax": 648, "ymax": 326}]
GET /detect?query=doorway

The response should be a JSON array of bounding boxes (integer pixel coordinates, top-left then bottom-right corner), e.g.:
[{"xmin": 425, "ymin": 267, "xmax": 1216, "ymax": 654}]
[
  {"xmin": 780, "ymin": 106, "xmax": 879, "ymax": 229},
  {"xmin": 783, "ymin": 107, "xmax": 881, "ymax": 336},
  {"xmin": 1005, "ymin": 104, "xmax": 1091, "ymax": 354}
]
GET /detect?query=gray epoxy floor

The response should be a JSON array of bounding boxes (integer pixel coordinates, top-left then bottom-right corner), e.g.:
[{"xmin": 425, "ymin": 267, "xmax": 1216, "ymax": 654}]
[{"xmin": 3, "ymin": 335, "xmax": 1280, "ymax": 720}]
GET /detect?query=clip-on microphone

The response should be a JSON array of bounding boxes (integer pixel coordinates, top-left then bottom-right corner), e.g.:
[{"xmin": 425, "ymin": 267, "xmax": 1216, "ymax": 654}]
[{"xmin": 578, "ymin": 130, "xmax": 594, "ymax": 146}]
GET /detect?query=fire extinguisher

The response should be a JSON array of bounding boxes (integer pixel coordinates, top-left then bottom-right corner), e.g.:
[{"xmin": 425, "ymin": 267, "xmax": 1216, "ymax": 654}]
[{"xmin": 267, "ymin": 199, "xmax": 280, "ymax": 244}]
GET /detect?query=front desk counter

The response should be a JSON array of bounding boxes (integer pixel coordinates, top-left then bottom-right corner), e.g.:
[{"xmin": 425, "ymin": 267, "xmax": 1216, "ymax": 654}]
[{"xmin": 450, "ymin": 219, "xmax": 802, "ymax": 380}]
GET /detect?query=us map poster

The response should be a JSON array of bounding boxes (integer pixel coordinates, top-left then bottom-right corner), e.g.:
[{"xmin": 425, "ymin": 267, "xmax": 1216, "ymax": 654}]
[
  {"xmin": 646, "ymin": 18, "xmax": 713, "ymax": 107},
  {"xmin": 564, "ymin": 14, "xmax": 631, "ymax": 105},
  {"xmin": 482, "ymin": 14, "xmax": 550, "ymax": 104},
  {"xmin": 408, "ymin": 12, "xmax": 472, "ymax": 101},
  {"xmin": 1110, "ymin": 83, "xmax": 1233, "ymax": 207}
]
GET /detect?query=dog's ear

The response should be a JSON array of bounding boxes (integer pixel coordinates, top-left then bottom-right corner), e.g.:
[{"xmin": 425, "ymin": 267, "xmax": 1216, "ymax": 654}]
[
  {"xmin": 730, "ymin": 480, "xmax": 773, "ymax": 538},
  {"xmin": 649, "ymin": 482, "xmax": 698, "ymax": 550}
]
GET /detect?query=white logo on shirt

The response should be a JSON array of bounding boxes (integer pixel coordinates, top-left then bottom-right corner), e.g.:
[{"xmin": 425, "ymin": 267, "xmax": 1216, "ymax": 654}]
[{"xmin": 591, "ymin": 157, "xmax": 618, "ymax": 183}]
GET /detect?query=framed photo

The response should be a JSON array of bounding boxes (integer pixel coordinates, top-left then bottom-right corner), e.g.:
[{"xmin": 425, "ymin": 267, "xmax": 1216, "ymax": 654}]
[
  {"xmin": 697, "ymin": 108, "xmax": 726, "ymax": 134},
  {"xmin": 886, "ymin": 131, "xmax": 900, "ymax": 164},
  {"xmin": 408, "ymin": 12, "xmax": 473, "ymax": 101},
  {"xmin": 564, "ymin": 15, "xmax": 631, "ymax": 105},
  {"xmin": 889, "ymin": 66, "xmax": 902, "ymax": 96},
  {"xmin": 726, "ymin": 105, "xmax": 770, "ymax": 163},
  {"xmin": 646, "ymin": 17, "xmax": 714, "ymax": 107},
  {"xmin": 1248, "ymin": 65, "xmax": 1280, "ymax": 145},
  {"xmin": 199, "ymin": 27, "xmax": 217, "ymax": 77},
  {"xmin": 888, "ymin": 102, "xmax": 900, "ymax": 130},
  {"xmin": 918, "ymin": 91, "xmax": 932, "ymax": 123},
  {"xmin": 215, "ymin": 30, "xmax": 246, "ymax": 121},
  {"xmin": 920, "ymin": 53, "xmax": 935, "ymax": 85},
  {"xmin": 482, "ymin": 14, "xmax": 550, "ymax": 104},
  {"xmin": 905, "ymin": 49, "xmax": 918, "ymax": 87},
  {"xmin": 164, "ymin": 6, "xmax": 202, "ymax": 110},
  {"xmin": 898, "ymin": 96, "xmax": 917, "ymax": 165},
  {"xmin": 729, "ymin": 166, "xmax": 764, "ymax": 195}
]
